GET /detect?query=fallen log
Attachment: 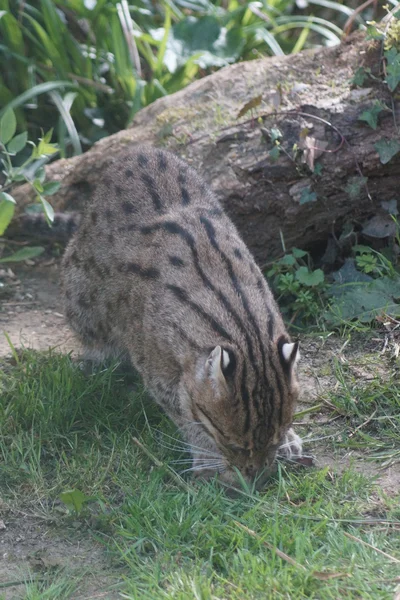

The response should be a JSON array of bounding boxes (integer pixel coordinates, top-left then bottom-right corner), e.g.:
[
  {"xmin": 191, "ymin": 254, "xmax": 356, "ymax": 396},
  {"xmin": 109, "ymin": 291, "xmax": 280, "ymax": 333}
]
[{"xmin": 8, "ymin": 31, "xmax": 400, "ymax": 264}]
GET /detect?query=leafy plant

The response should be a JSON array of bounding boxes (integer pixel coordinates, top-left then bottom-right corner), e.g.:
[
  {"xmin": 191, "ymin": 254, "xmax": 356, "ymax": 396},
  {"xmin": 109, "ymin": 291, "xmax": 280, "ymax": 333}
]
[
  {"xmin": 267, "ymin": 247, "xmax": 326, "ymax": 324},
  {"xmin": 0, "ymin": 108, "xmax": 60, "ymax": 262}
]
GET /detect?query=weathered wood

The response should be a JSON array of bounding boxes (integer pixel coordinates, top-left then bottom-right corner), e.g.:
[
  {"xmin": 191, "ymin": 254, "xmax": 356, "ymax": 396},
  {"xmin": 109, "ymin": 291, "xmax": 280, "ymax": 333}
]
[{"xmin": 9, "ymin": 31, "xmax": 400, "ymax": 263}]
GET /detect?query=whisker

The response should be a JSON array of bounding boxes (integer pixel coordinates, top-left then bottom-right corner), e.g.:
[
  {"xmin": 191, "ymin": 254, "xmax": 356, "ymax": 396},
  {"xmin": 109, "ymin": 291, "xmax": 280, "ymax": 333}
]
[
  {"xmin": 155, "ymin": 431, "xmax": 220, "ymax": 457},
  {"xmin": 181, "ymin": 462, "xmax": 225, "ymax": 474}
]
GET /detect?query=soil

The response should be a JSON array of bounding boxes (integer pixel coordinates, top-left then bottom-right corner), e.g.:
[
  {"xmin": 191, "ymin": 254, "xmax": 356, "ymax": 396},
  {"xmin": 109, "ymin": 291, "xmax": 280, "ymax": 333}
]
[{"xmin": 1, "ymin": 257, "xmax": 399, "ymax": 597}]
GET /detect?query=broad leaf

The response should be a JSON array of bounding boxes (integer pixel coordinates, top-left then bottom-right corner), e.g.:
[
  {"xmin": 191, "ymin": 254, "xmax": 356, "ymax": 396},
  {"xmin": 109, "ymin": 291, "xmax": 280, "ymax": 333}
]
[
  {"xmin": 374, "ymin": 139, "xmax": 400, "ymax": 165},
  {"xmin": 0, "ymin": 199, "xmax": 15, "ymax": 235},
  {"xmin": 325, "ymin": 276, "xmax": 400, "ymax": 324},
  {"xmin": 0, "ymin": 109, "xmax": 16, "ymax": 145},
  {"xmin": 38, "ymin": 194, "xmax": 55, "ymax": 223},
  {"xmin": 42, "ymin": 181, "xmax": 61, "ymax": 196},
  {"xmin": 59, "ymin": 489, "xmax": 90, "ymax": 515},
  {"xmin": 296, "ymin": 267, "xmax": 324, "ymax": 287},
  {"xmin": 7, "ymin": 131, "xmax": 28, "ymax": 154},
  {"xmin": 299, "ymin": 188, "xmax": 317, "ymax": 204},
  {"xmin": 358, "ymin": 103, "xmax": 384, "ymax": 130}
]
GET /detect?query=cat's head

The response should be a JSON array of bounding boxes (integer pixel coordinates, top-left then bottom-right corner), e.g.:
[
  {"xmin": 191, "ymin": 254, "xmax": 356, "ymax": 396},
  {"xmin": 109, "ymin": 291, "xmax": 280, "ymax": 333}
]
[{"xmin": 183, "ymin": 337, "xmax": 300, "ymax": 488}]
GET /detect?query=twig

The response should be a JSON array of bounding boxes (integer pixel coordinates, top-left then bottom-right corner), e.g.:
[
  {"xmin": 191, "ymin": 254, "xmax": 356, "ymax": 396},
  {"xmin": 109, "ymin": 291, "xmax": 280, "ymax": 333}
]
[
  {"xmin": 343, "ymin": 531, "xmax": 400, "ymax": 564},
  {"xmin": 233, "ymin": 521, "xmax": 307, "ymax": 570},
  {"xmin": 132, "ymin": 437, "xmax": 195, "ymax": 494},
  {"xmin": 343, "ymin": 0, "xmax": 377, "ymax": 36},
  {"xmin": 234, "ymin": 521, "xmax": 349, "ymax": 580},
  {"xmin": 348, "ymin": 410, "xmax": 377, "ymax": 438},
  {"xmin": 1, "ymin": 301, "xmax": 38, "ymax": 306},
  {"xmin": 294, "ymin": 403, "xmax": 323, "ymax": 419}
]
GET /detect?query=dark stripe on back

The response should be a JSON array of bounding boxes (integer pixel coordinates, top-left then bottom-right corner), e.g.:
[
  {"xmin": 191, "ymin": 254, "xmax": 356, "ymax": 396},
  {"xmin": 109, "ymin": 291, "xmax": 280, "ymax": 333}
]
[
  {"xmin": 118, "ymin": 262, "xmax": 159, "ymax": 279},
  {"xmin": 167, "ymin": 284, "xmax": 232, "ymax": 342},
  {"xmin": 140, "ymin": 173, "xmax": 163, "ymax": 212},
  {"xmin": 200, "ymin": 216, "xmax": 275, "ymax": 423},
  {"xmin": 157, "ymin": 151, "xmax": 168, "ymax": 171},
  {"xmin": 142, "ymin": 219, "xmax": 263, "ymax": 428}
]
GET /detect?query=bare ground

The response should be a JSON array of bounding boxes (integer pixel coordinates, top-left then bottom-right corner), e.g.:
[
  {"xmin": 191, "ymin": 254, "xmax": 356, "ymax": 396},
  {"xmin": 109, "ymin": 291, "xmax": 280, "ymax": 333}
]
[{"xmin": 1, "ymin": 259, "xmax": 399, "ymax": 597}]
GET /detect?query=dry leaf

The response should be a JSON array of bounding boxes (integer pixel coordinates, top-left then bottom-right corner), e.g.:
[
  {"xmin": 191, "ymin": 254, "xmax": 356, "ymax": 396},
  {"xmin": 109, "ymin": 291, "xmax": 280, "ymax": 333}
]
[
  {"xmin": 312, "ymin": 571, "xmax": 351, "ymax": 581},
  {"xmin": 237, "ymin": 95, "xmax": 262, "ymax": 119},
  {"xmin": 301, "ymin": 136, "xmax": 329, "ymax": 171}
]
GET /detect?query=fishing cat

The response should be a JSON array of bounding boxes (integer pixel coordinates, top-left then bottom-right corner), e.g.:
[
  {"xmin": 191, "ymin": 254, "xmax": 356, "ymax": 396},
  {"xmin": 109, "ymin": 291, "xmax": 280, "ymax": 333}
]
[{"xmin": 61, "ymin": 146, "xmax": 302, "ymax": 488}]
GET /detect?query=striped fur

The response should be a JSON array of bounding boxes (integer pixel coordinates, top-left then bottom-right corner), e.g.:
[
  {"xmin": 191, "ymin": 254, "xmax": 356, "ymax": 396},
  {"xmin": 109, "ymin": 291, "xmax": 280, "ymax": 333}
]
[{"xmin": 61, "ymin": 147, "xmax": 302, "ymax": 488}]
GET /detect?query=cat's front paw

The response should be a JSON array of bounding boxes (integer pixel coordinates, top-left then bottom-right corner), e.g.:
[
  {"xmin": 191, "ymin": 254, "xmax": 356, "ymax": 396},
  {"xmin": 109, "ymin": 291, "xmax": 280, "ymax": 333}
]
[{"xmin": 278, "ymin": 427, "xmax": 303, "ymax": 459}]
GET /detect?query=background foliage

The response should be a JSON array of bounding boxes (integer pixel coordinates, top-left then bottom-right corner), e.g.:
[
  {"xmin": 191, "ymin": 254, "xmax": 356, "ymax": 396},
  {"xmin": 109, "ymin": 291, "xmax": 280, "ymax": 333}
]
[{"xmin": 0, "ymin": 0, "xmax": 383, "ymax": 156}]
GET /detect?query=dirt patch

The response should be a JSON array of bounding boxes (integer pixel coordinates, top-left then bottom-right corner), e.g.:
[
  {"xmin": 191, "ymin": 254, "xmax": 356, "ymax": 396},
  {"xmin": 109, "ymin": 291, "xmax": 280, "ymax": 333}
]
[
  {"xmin": 0, "ymin": 259, "xmax": 77, "ymax": 356},
  {"xmin": 0, "ymin": 505, "xmax": 122, "ymax": 599}
]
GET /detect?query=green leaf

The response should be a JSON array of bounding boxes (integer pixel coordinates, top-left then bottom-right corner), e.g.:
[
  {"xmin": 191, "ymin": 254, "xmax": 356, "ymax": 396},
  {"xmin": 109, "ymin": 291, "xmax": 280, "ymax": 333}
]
[
  {"xmin": 7, "ymin": 131, "xmax": 28, "ymax": 154},
  {"xmin": 325, "ymin": 276, "xmax": 400, "ymax": 324},
  {"xmin": 295, "ymin": 267, "xmax": 324, "ymax": 287},
  {"xmin": 42, "ymin": 181, "xmax": 61, "ymax": 196},
  {"xmin": 0, "ymin": 82, "xmax": 78, "ymax": 120},
  {"xmin": 33, "ymin": 179, "xmax": 44, "ymax": 193},
  {"xmin": 345, "ymin": 176, "xmax": 368, "ymax": 200},
  {"xmin": 59, "ymin": 489, "xmax": 90, "ymax": 515},
  {"xmin": 358, "ymin": 103, "xmax": 385, "ymax": 130},
  {"xmin": 36, "ymin": 139, "xmax": 59, "ymax": 157},
  {"xmin": 385, "ymin": 48, "xmax": 400, "ymax": 92},
  {"xmin": 0, "ymin": 192, "xmax": 16, "ymax": 204},
  {"xmin": 0, "ymin": 199, "xmax": 15, "ymax": 235},
  {"xmin": 269, "ymin": 145, "xmax": 280, "ymax": 161},
  {"xmin": 374, "ymin": 139, "xmax": 400, "ymax": 165},
  {"xmin": 291, "ymin": 247, "xmax": 308, "ymax": 259},
  {"xmin": 351, "ymin": 67, "xmax": 369, "ymax": 87},
  {"xmin": 38, "ymin": 195, "xmax": 55, "ymax": 223},
  {"xmin": 299, "ymin": 188, "xmax": 317, "ymax": 204},
  {"xmin": 0, "ymin": 246, "xmax": 44, "ymax": 263},
  {"xmin": 0, "ymin": 109, "xmax": 16, "ymax": 145},
  {"xmin": 278, "ymin": 254, "xmax": 296, "ymax": 266}
]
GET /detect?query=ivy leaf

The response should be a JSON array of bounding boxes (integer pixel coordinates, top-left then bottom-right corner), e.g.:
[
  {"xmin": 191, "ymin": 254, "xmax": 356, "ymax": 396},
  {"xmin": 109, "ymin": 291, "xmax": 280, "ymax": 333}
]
[
  {"xmin": 295, "ymin": 266, "xmax": 324, "ymax": 287},
  {"xmin": 0, "ymin": 198, "xmax": 15, "ymax": 235},
  {"xmin": 269, "ymin": 145, "xmax": 280, "ymax": 161},
  {"xmin": 7, "ymin": 131, "xmax": 28, "ymax": 154},
  {"xmin": 0, "ymin": 109, "xmax": 17, "ymax": 145},
  {"xmin": 345, "ymin": 176, "xmax": 368, "ymax": 200},
  {"xmin": 374, "ymin": 139, "xmax": 400, "ymax": 165},
  {"xmin": 0, "ymin": 246, "xmax": 44, "ymax": 263},
  {"xmin": 270, "ymin": 128, "xmax": 282, "ymax": 143},
  {"xmin": 385, "ymin": 48, "xmax": 400, "ymax": 92},
  {"xmin": 59, "ymin": 489, "xmax": 90, "ymax": 515},
  {"xmin": 299, "ymin": 187, "xmax": 317, "ymax": 204},
  {"xmin": 351, "ymin": 67, "xmax": 370, "ymax": 87},
  {"xmin": 358, "ymin": 103, "xmax": 385, "ymax": 130}
]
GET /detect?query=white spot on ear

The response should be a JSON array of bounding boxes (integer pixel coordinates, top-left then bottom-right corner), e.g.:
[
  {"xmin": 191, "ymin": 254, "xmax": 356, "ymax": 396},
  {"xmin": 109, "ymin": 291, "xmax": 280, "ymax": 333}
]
[
  {"xmin": 206, "ymin": 346, "xmax": 223, "ymax": 386},
  {"xmin": 222, "ymin": 349, "xmax": 230, "ymax": 370},
  {"xmin": 282, "ymin": 342, "xmax": 300, "ymax": 366}
]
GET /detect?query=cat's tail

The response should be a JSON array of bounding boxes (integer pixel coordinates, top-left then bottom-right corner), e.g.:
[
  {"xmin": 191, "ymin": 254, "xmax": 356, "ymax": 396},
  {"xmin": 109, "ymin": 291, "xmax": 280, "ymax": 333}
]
[{"xmin": 7, "ymin": 212, "xmax": 81, "ymax": 242}]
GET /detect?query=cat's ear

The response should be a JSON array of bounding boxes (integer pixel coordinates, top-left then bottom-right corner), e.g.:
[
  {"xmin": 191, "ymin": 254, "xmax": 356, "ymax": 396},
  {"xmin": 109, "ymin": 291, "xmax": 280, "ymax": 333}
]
[
  {"xmin": 277, "ymin": 337, "xmax": 300, "ymax": 371},
  {"xmin": 206, "ymin": 346, "xmax": 235, "ymax": 385}
]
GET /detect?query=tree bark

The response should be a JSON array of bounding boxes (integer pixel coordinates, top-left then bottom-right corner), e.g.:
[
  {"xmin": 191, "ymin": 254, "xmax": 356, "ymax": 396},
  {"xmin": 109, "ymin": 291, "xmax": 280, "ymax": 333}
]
[{"xmin": 9, "ymin": 31, "xmax": 400, "ymax": 264}]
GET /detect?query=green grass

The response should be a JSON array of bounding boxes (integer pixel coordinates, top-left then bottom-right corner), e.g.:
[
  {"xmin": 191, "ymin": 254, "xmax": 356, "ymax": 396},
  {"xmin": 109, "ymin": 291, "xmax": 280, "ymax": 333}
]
[{"xmin": 1, "ymin": 349, "xmax": 400, "ymax": 599}]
